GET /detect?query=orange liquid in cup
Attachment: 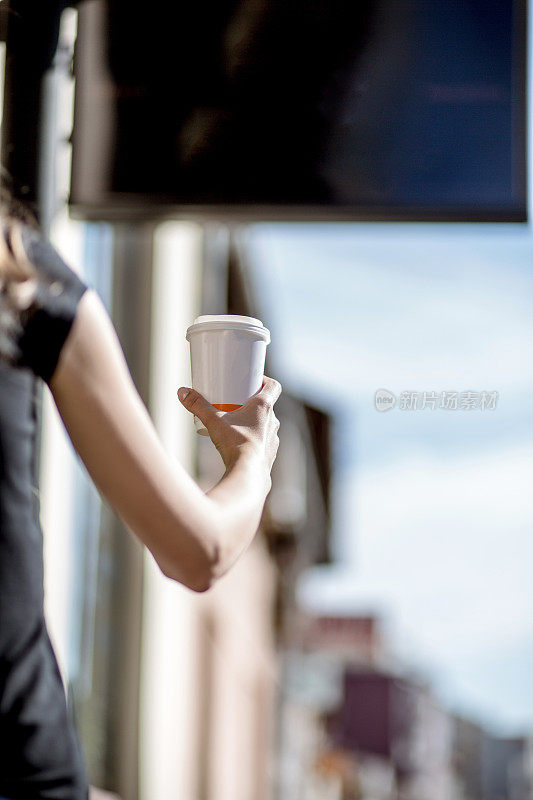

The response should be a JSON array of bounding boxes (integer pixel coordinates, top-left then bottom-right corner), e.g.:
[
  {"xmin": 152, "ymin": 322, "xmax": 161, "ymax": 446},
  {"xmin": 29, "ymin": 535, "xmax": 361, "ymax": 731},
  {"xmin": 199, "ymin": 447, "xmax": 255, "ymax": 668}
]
[{"xmin": 194, "ymin": 404, "xmax": 243, "ymax": 430}]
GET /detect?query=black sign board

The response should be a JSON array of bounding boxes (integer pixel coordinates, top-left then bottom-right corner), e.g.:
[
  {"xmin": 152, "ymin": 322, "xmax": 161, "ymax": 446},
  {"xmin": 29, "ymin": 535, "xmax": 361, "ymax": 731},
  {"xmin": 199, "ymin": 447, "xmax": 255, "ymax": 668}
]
[{"xmin": 70, "ymin": 0, "xmax": 527, "ymax": 222}]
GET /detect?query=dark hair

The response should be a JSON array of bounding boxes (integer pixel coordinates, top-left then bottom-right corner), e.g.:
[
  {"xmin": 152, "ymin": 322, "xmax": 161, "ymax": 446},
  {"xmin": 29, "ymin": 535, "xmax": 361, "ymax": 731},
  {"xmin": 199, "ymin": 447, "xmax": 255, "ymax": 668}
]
[
  {"xmin": 0, "ymin": 172, "xmax": 39, "ymax": 226},
  {"xmin": 0, "ymin": 185, "xmax": 39, "ymax": 363}
]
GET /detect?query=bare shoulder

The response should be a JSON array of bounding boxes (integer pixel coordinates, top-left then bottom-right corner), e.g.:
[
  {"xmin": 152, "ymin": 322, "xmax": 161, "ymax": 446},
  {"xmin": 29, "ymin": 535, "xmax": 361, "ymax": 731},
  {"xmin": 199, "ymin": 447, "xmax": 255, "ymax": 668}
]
[{"xmin": 49, "ymin": 288, "xmax": 131, "ymax": 397}]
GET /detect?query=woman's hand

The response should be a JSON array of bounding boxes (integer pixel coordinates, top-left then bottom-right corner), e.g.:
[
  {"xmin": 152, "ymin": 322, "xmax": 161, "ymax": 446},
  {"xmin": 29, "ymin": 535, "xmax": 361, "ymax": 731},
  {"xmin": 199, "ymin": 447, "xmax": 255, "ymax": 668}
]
[{"xmin": 177, "ymin": 376, "xmax": 282, "ymax": 475}]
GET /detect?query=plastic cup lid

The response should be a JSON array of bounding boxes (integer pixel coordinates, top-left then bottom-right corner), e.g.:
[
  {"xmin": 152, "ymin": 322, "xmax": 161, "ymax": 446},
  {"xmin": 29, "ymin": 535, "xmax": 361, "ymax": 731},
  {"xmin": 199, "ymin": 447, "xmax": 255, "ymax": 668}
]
[{"xmin": 186, "ymin": 314, "xmax": 270, "ymax": 342}]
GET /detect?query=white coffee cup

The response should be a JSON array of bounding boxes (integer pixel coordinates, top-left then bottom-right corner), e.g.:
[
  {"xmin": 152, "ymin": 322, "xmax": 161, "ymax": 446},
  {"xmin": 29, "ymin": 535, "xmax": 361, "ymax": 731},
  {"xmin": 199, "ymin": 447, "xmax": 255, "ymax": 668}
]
[{"xmin": 186, "ymin": 314, "xmax": 271, "ymax": 435}]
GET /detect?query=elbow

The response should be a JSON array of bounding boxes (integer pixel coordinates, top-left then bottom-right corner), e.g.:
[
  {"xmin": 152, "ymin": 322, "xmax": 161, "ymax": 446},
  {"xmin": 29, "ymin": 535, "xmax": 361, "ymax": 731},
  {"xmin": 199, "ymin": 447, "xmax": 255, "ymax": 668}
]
[
  {"xmin": 190, "ymin": 537, "xmax": 223, "ymax": 592},
  {"xmin": 159, "ymin": 536, "xmax": 222, "ymax": 594},
  {"xmin": 187, "ymin": 571, "xmax": 217, "ymax": 593}
]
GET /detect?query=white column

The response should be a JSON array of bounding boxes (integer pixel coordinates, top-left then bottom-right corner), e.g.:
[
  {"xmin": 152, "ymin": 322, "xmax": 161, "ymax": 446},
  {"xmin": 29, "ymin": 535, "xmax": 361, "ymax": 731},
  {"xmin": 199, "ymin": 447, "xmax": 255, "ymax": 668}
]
[
  {"xmin": 41, "ymin": 216, "xmax": 85, "ymax": 682},
  {"xmin": 38, "ymin": 6, "xmax": 83, "ymax": 685},
  {"xmin": 138, "ymin": 221, "xmax": 203, "ymax": 800}
]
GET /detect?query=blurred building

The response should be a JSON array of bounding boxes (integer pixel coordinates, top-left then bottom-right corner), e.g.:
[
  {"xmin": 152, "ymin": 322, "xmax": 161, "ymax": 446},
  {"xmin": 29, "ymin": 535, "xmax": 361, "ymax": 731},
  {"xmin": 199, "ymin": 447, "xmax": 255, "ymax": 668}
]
[
  {"xmin": 276, "ymin": 613, "xmax": 390, "ymax": 800},
  {"xmin": 453, "ymin": 718, "xmax": 533, "ymax": 800},
  {"xmin": 277, "ymin": 610, "xmax": 533, "ymax": 800},
  {"xmin": 303, "ymin": 614, "xmax": 384, "ymax": 666},
  {"xmin": 327, "ymin": 670, "xmax": 456, "ymax": 800}
]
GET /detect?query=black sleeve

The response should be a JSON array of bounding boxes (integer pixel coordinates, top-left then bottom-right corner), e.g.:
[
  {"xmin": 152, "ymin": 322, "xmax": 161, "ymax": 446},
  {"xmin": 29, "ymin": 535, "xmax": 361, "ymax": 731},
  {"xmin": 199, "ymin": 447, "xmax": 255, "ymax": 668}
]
[{"xmin": 16, "ymin": 227, "xmax": 89, "ymax": 384}]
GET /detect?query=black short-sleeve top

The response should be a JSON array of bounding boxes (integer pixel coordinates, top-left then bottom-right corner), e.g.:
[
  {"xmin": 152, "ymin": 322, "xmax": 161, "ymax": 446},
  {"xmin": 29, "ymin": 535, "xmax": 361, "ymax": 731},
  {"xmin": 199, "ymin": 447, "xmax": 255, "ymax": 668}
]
[{"xmin": 0, "ymin": 226, "xmax": 89, "ymax": 798}]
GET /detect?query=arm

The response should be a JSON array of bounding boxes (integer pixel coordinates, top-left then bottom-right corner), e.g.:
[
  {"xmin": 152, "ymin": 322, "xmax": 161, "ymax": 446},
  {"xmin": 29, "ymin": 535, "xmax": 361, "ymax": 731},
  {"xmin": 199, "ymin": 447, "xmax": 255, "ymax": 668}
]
[{"xmin": 49, "ymin": 289, "xmax": 280, "ymax": 592}]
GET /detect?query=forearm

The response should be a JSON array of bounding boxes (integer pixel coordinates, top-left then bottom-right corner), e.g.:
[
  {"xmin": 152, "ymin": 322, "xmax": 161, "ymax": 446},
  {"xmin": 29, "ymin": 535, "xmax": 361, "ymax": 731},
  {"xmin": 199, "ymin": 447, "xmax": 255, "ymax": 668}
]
[{"xmin": 206, "ymin": 450, "xmax": 271, "ymax": 580}]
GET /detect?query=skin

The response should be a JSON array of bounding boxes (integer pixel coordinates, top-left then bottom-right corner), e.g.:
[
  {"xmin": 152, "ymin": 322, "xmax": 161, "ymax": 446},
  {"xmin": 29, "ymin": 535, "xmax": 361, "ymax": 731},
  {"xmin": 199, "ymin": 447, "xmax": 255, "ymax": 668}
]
[
  {"xmin": 89, "ymin": 789, "xmax": 120, "ymax": 800},
  {"xmin": 49, "ymin": 289, "xmax": 281, "ymax": 593}
]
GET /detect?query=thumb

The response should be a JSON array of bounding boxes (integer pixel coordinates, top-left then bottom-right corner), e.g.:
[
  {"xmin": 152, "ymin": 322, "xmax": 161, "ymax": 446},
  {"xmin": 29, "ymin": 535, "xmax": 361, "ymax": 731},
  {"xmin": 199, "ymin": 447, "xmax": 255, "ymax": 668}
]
[{"xmin": 177, "ymin": 387, "xmax": 222, "ymax": 433}]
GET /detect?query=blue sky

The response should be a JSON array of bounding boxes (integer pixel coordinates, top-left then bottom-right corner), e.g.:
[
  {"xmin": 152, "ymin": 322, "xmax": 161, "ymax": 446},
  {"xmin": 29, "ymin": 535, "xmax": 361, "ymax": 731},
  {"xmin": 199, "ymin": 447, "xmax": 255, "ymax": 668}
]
[{"xmin": 248, "ymin": 222, "xmax": 533, "ymax": 735}]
